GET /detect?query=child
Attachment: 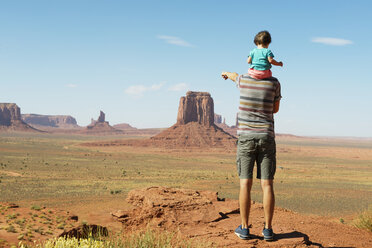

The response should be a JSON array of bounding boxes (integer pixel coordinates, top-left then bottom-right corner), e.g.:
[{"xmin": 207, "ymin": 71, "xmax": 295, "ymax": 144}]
[{"xmin": 247, "ymin": 30, "xmax": 283, "ymax": 79}]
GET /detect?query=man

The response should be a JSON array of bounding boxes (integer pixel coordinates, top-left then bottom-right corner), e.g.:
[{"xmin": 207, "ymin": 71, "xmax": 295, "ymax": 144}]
[{"xmin": 221, "ymin": 71, "xmax": 281, "ymax": 241}]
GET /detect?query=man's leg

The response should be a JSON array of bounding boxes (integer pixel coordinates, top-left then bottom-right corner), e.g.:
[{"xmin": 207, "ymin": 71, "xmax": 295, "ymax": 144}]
[
  {"xmin": 260, "ymin": 179, "xmax": 275, "ymax": 229},
  {"xmin": 239, "ymin": 178, "xmax": 253, "ymax": 228}
]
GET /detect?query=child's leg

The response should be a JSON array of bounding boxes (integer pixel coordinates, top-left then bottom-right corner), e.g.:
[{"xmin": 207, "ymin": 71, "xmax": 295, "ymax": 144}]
[{"xmin": 248, "ymin": 69, "xmax": 272, "ymax": 79}]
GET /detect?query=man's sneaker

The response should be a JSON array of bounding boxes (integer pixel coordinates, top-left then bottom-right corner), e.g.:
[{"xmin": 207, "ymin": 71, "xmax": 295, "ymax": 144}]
[
  {"xmin": 234, "ymin": 225, "xmax": 250, "ymax": 240},
  {"xmin": 262, "ymin": 227, "xmax": 274, "ymax": 241}
]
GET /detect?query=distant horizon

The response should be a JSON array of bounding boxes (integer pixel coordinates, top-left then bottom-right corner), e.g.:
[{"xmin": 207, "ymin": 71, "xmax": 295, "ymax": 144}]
[{"xmin": 6, "ymin": 102, "xmax": 370, "ymax": 139}]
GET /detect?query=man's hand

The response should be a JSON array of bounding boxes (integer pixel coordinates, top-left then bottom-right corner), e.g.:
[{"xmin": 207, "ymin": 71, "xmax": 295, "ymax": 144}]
[{"xmin": 221, "ymin": 71, "xmax": 238, "ymax": 82}]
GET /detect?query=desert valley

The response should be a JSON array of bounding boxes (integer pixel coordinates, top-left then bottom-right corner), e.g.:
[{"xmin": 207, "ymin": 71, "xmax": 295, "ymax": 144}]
[{"xmin": 0, "ymin": 92, "xmax": 371, "ymax": 247}]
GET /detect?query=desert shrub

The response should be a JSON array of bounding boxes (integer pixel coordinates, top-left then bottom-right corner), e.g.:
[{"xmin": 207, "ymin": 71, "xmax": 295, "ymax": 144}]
[
  {"xmin": 110, "ymin": 189, "xmax": 122, "ymax": 195},
  {"xmin": 19, "ymin": 227, "xmax": 213, "ymax": 248},
  {"xmin": 5, "ymin": 225, "xmax": 17, "ymax": 233},
  {"xmin": 57, "ymin": 223, "xmax": 65, "ymax": 229},
  {"xmin": 7, "ymin": 213, "xmax": 17, "ymax": 220},
  {"xmin": 354, "ymin": 205, "xmax": 372, "ymax": 232},
  {"xmin": 31, "ymin": 205, "xmax": 41, "ymax": 211}
]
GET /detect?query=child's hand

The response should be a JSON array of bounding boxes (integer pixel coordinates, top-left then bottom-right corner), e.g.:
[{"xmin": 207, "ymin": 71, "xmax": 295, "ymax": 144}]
[{"xmin": 279, "ymin": 61, "xmax": 283, "ymax": 67}]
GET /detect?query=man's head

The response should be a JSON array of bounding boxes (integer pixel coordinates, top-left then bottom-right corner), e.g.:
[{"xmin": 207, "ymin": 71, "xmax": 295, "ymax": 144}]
[{"xmin": 254, "ymin": 31, "xmax": 271, "ymax": 46}]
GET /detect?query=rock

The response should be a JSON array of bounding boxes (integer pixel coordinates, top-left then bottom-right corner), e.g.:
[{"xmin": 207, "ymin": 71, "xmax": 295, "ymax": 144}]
[
  {"xmin": 177, "ymin": 91, "xmax": 214, "ymax": 127},
  {"xmin": 111, "ymin": 210, "xmax": 130, "ymax": 218},
  {"xmin": 113, "ymin": 186, "xmax": 240, "ymax": 230},
  {"xmin": 83, "ymin": 92, "xmax": 237, "ymax": 148},
  {"xmin": 214, "ymin": 113, "xmax": 222, "ymax": 124},
  {"xmin": 82, "ymin": 111, "xmax": 123, "ymax": 134},
  {"xmin": 22, "ymin": 114, "xmax": 79, "ymax": 128},
  {"xmin": 58, "ymin": 224, "xmax": 108, "ymax": 239},
  {"xmin": 150, "ymin": 92, "xmax": 236, "ymax": 148},
  {"xmin": 2, "ymin": 203, "xmax": 19, "ymax": 208},
  {"xmin": 0, "ymin": 103, "xmax": 21, "ymax": 126},
  {"xmin": 97, "ymin": 111, "xmax": 105, "ymax": 123},
  {"xmin": 68, "ymin": 215, "xmax": 79, "ymax": 221},
  {"xmin": 0, "ymin": 103, "xmax": 40, "ymax": 132},
  {"xmin": 113, "ymin": 123, "xmax": 137, "ymax": 130}
]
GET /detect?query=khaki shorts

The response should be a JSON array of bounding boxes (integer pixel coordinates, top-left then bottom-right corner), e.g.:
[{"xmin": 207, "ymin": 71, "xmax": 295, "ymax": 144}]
[{"xmin": 236, "ymin": 135, "xmax": 276, "ymax": 179}]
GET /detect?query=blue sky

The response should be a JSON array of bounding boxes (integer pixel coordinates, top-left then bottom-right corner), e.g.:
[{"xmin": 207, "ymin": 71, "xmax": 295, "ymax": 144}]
[{"xmin": 1, "ymin": 0, "xmax": 371, "ymax": 137}]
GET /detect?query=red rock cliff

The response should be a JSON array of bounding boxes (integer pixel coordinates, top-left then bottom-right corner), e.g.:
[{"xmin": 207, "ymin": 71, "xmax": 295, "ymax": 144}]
[
  {"xmin": 0, "ymin": 103, "xmax": 22, "ymax": 126},
  {"xmin": 176, "ymin": 91, "xmax": 214, "ymax": 127}
]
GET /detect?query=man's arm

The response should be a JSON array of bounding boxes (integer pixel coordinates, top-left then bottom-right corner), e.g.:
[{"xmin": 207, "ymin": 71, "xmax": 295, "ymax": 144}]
[
  {"xmin": 221, "ymin": 71, "xmax": 239, "ymax": 82},
  {"xmin": 268, "ymin": 57, "xmax": 283, "ymax": 67},
  {"xmin": 273, "ymin": 100, "xmax": 280, "ymax": 113}
]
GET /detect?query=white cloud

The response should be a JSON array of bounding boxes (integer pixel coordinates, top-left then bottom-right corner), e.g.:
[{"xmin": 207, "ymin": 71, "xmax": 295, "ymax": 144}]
[
  {"xmin": 168, "ymin": 83, "xmax": 188, "ymax": 92},
  {"xmin": 157, "ymin": 35, "xmax": 193, "ymax": 47},
  {"xmin": 311, "ymin": 37, "xmax": 353, "ymax": 46},
  {"xmin": 150, "ymin": 82, "xmax": 164, "ymax": 90},
  {"xmin": 125, "ymin": 83, "xmax": 165, "ymax": 97},
  {"xmin": 66, "ymin": 84, "xmax": 77, "ymax": 88}
]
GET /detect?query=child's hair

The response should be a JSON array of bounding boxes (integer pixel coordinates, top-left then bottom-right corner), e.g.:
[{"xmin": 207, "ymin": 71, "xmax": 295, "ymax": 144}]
[{"xmin": 254, "ymin": 31, "xmax": 271, "ymax": 46}]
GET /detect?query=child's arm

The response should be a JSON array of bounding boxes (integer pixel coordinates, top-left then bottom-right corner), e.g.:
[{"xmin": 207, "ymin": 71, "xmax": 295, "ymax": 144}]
[
  {"xmin": 247, "ymin": 56, "xmax": 252, "ymax": 64},
  {"xmin": 268, "ymin": 57, "xmax": 283, "ymax": 67},
  {"xmin": 221, "ymin": 72, "xmax": 239, "ymax": 82}
]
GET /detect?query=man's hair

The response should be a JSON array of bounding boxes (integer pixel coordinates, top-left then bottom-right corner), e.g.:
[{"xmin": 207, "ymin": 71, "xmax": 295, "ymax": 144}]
[{"xmin": 254, "ymin": 31, "xmax": 271, "ymax": 46}]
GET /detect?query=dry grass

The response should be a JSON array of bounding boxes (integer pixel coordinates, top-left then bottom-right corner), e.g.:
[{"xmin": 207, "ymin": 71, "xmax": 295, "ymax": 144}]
[
  {"xmin": 354, "ymin": 205, "xmax": 372, "ymax": 231},
  {"xmin": 19, "ymin": 227, "xmax": 212, "ymax": 248},
  {"xmin": 0, "ymin": 132, "xmax": 371, "ymax": 217}
]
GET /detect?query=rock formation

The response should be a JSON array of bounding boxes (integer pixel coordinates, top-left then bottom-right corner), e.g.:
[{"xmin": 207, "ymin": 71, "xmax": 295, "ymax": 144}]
[
  {"xmin": 0, "ymin": 103, "xmax": 39, "ymax": 132},
  {"xmin": 113, "ymin": 123, "xmax": 137, "ymax": 131},
  {"xmin": 82, "ymin": 110, "xmax": 123, "ymax": 134},
  {"xmin": 150, "ymin": 91, "xmax": 236, "ymax": 148},
  {"xmin": 22, "ymin": 114, "xmax": 79, "ymax": 129},
  {"xmin": 97, "ymin": 111, "xmax": 105, "ymax": 123},
  {"xmin": 214, "ymin": 113, "xmax": 222, "ymax": 124},
  {"xmin": 213, "ymin": 113, "xmax": 238, "ymax": 137},
  {"xmin": 83, "ymin": 91, "xmax": 237, "ymax": 148},
  {"xmin": 177, "ymin": 92, "xmax": 214, "ymax": 126},
  {"xmin": 112, "ymin": 186, "xmax": 239, "ymax": 230}
]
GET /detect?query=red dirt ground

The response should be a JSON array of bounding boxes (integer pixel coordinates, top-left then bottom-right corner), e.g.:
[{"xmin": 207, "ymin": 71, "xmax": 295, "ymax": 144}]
[
  {"xmin": 1, "ymin": 187, "xmax": 371, "ymax": 247},
  {"xmin": 110, "ymin": 186, "xmax": 372, "ymax": 248}
]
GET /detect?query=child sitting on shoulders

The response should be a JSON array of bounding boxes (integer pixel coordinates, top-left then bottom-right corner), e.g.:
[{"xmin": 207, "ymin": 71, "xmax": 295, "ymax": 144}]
[{"xmin": 247, "ymin": 30, "xmax": 283, "ymax": 79}]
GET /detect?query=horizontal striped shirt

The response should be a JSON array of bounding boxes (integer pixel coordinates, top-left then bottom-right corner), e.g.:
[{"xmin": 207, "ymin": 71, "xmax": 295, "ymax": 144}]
[{"xmin": 235, "ymin": 74, "xmax": 281, "ymax": 137}]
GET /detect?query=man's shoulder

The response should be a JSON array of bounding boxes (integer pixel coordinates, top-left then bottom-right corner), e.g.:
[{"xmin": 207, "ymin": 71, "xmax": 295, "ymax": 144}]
[{"xmin": 240, "ymin": 74, "xmax": 280, "ymax": 83}]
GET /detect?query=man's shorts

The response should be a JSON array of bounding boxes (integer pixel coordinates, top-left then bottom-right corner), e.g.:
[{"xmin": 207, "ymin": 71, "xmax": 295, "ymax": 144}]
[{"xmin": 236, "ymin": 135, "xmax": 276, "ymax": 180}]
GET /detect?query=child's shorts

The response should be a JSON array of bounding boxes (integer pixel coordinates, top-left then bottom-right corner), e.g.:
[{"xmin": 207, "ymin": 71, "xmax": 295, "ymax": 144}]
[
  {"xmin": 248, "ymin": 68, "xmax": 272, "ymax": 80},
  {"xmin": 236, "ymin": 135, "xmax": 276, "ymax": 180}
]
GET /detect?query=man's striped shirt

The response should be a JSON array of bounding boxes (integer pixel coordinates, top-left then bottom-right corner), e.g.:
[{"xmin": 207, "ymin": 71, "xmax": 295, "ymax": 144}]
[{"xmin": 235, "ymin": 74, "xmax": 282, "ymax": 137}]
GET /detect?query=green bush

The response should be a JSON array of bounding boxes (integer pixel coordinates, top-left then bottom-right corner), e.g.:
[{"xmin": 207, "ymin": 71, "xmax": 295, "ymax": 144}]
[
  {"xmin": 31, "ymin": 205, "xmax": 41, "ymax": 211},
  {"xmin": 354, "ymin": 205, "xmax": 372, "ymax": 232}
]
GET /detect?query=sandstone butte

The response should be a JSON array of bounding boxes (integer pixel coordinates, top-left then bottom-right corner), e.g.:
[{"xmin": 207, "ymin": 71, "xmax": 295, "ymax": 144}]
[
  {"xmin": 82, "ymin": 91, "xmax": 237, "ymax": 149},
  {"xmin": 0, "ymin": 103, "xmax": 40, "ymax": 132},
  {"xmin": 21, "ymin": 114, "xmax": 79, "ymax": 129},
  {"xmin": 80, "ymin": 110, "xmax": 123, "ymax": 134}
]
